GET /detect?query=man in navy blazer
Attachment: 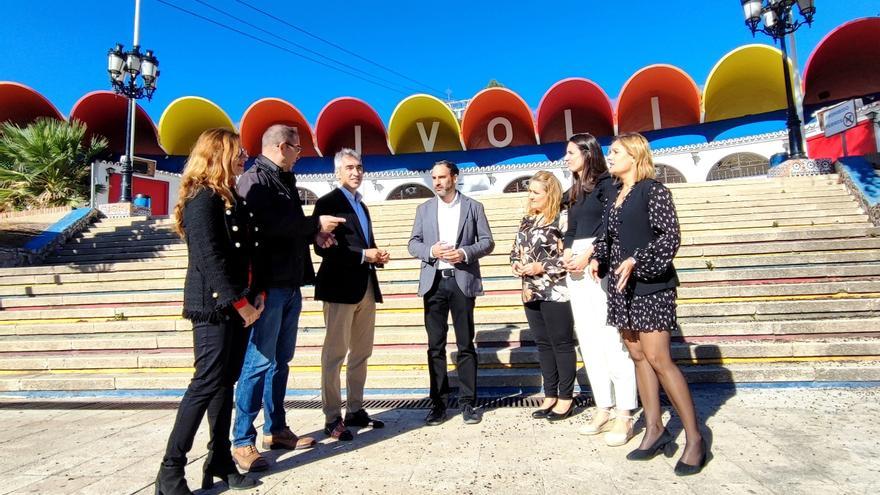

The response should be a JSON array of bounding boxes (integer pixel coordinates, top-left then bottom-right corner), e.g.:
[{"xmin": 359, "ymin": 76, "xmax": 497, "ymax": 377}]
[
  {"xmin": 314, "ymin": 148, "xmax": 389, "ymax": 441},
  {"xmin": 408, "ymin": 160, "xmax": 494, "ymax": 425}
]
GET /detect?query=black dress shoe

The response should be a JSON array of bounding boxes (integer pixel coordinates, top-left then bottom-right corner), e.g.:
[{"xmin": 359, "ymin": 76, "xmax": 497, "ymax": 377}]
[
  {"xmin": 201, "ymin": 452, "xmax": 259, "ymax": 491},
  {"xmin": 545, "ymin": 402, "xmax": 574, "ymax": 422},
  {"xmin": 627, "ymin": 428, "xmax": 676, "ymax": 461},
  {"xmin": 461, "ymin": 404, "xmax": 482, "ymax": 425},
  {"xmin": 674, "ymin": 438, "xmax": 710, "ymax": 476},
  {"xmin": 345, "ymin": 409, "xmax": 385, "ymax": 429},
  {"xmin": 425, "ymin": 406, "xmax": 447, "ymax": 426}
]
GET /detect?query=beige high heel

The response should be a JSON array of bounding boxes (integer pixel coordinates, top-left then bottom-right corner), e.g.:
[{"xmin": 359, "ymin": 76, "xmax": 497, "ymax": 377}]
[
  {"xmin": 579, "ymin": 408, "xmax": 612, "ymax": 436},
  {"xmin": 604, "ymin": 414, "xmax": 634, "ymax": 447}
]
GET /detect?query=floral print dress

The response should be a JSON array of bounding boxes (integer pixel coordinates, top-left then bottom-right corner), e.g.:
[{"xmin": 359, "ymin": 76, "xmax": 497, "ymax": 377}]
[
  {"xmin": 594, "ymin": 182, "xmax": 680, "ymax": 332},
  {"xmin": 510, "ymin": 213, "xmax": 569, "ymax": 303}
]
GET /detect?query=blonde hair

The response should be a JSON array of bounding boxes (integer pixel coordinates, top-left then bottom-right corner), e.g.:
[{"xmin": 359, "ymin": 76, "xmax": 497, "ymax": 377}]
[
  {"xmin": 173, "ymin": 128, "xmax": 242, "ymax": 238},
  {"xmin": 614, "ymin": 132, "xmax": 655, "ymax": 182},
  {"xmin": 527, "ymin": 170, "xmax": 563, "ymax": 226}
]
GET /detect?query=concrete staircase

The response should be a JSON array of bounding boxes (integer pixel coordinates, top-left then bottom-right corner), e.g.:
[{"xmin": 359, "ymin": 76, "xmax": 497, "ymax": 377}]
[{"xmin": 1, "ymin": 174, "xmax": 879, "ymax": 393}]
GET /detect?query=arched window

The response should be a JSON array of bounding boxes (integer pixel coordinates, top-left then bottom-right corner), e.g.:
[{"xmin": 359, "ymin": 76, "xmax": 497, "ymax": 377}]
[
  {"xmin": 297, "ymin": 187, "xmax": 318, "ymax": 205},
  {"xmin": 654, "ymin": 164, "xmax": 687, "ymax": 184},
  {"xmin": 386, "ymin": 183, "xmax": 434, "ymax": 201},
  {"xmin": 707, "ymin": 152, "xmax": 769, "ymax": 181},
  {"xmin": 503, "ymin": 176, "xmax": 532, "ymax": 193}
]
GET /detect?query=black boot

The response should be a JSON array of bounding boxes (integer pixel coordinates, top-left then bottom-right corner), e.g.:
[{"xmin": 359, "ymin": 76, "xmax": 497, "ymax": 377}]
[
  {"xmin": 201, "ymin": 452, "xmax": 258, "ymax": 491},
  {"xmin": 155, "ymin": 464, "xmax": 193, "ymax": 495}
]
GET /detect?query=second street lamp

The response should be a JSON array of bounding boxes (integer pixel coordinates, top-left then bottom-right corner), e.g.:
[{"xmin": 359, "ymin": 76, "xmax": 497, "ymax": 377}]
[{"xmin": 740, "ymin": 0, "xmax": 815, "ymax": 159}]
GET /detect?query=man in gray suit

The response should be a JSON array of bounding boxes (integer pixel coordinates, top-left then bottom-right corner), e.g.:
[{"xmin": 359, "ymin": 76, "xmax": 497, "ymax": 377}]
[{"xmin": 408, "ymin": 160, "xmax": 494, "ymax": 425}]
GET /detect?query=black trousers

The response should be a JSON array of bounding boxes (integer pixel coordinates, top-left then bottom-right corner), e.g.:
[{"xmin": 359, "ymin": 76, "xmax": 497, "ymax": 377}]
[
  {"xmin": 524, "ymin": 300, "xmax": 576, "ymax": 400},
  {"xmin": 424, "ymin": 274, "xmax": 477, "ymax": 408},
  {"xmin": 162, "ymin": 316, "xmax": 248, "ymax": 468}
]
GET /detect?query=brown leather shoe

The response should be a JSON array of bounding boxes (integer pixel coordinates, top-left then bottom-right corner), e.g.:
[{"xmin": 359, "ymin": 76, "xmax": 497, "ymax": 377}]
[
  {"xmin": 262, "ymin": 427, "xmax": 317, "ymax": 450},
  {"xmin": 232, "ymin": 445, "xmax": 269, "ymax": 472}
]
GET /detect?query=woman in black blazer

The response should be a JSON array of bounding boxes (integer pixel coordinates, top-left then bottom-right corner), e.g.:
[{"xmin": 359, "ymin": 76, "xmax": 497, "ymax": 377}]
[
  {"xmin": 589, "ymin": 132, "xmax": 708, "ymax": 476},
  {"xmin": 156, "ymin": 129, "xmax": 263, "ymax": 494}
]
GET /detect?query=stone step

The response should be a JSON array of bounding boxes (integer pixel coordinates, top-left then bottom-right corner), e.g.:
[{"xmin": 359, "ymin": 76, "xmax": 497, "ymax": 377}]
[
  {"xmin": 2, "ymin": 317, "xmax": 878, "ymax": 352},
  {"xmin": 1, "ymin": 296, "xmax": 877, "ymax": 327},
  {"xmin": 2, "ymin": 277, "xmax": 879, "ymax": 310},
  {"xmin": 2, "ymin": 359, "xmax": 878, "ymax": 392},
  {"xmin": 1, "ymin": 336, "xmax": 877, "ymax": 372}
]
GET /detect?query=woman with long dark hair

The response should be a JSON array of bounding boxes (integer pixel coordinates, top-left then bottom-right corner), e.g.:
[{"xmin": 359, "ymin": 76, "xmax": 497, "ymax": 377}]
[
  {"xmin": 589, "ymin": 132, "xmax": 708, "ymax": 476},
  {"xmin": 156, "ymin": 129, "xmax": 263, "ymax": 494},
  {"xmin": 562, "ymin": 133, "xmax": 637, "ymax": 446},
  {"xmin": 511, "ymin": 171, "xmax": 577, "ymax": 421}
]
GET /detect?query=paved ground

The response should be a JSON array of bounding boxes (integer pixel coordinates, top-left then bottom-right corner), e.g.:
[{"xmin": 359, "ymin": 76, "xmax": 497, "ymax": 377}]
[{"xmin": 0, "ymin": 384, "xmax": 878, "ymax": 494}]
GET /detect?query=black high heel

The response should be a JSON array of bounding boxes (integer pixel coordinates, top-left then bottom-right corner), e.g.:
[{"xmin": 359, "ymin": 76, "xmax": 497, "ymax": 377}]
[
  {"xmin": 531, "ymin": 399, "xmax": 557, "ymax": 419},
  {"xmin": 545, "ymin": 401, "xmax": 575, "ymax": 421},
  {"xmin": 202, "ymin": 458, "xmax": 259, "ymax": 491},
  {"xmin": 674, "ymin": 437, "xmax": 710, "ymax": 476},
  {"xmin": 626, "ymin": 428, "xmax": 676, "ymax": 461}
]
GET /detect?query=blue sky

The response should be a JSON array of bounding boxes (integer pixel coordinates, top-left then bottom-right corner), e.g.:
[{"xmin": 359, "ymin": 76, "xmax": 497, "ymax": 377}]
[{"xmin": 1, "ymin": 1, "xmax": 878, "ymax": 124}]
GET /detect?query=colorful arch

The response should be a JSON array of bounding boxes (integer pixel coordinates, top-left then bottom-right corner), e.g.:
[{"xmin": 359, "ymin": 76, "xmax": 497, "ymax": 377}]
[
  {"xmin": 69, "ymin": 91, "xmax": 163, "ymax": 155},
  {"xmin": 158, "ymin": 96, "xmax": 235, "ymax": 156},
  {"xmin": 387, "ymin": 94, "xmax": 463, "ymax": 154},
  {"xmin": 460, "ymin": 87, "xmax": 537, "ymax": 150},
  {"xmin": 315, "ymin": 97, "xmax": 390, "ymax": 157},
  {"xmin": 703, "ymin": 44, "xmax": 794, "ymax": 122},
  {"xmin": 536, "ymin": 78, "xmax": 614, "ymax": 144},
  {"xmin": 616, "ymin": 64, "xmax": 701, "ymax": 134},
  {"xmin": 0, "ymin": 82, "xmax": 64, "ymax": 127},
  {"xmin": 239, "ymin": 98, "xmax": 318, "ymax": 158},
  {"xmin": 803, "ymin": 17, "xmax": 880, "ymax": 106}
]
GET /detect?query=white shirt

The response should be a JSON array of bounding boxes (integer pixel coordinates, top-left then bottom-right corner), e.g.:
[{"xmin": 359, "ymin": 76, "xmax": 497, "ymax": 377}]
[{"xmin": 436, "ymin": 193, "xmax": 462, "ymax": 270}]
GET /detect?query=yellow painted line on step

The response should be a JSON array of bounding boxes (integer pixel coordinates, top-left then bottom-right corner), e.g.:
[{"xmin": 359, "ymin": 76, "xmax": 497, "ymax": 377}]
[
  {"xmin": 5, "ymin": 356, "xmax": 877, "ymax": 376},
  {"xmin": 0, "ymin": 315, "xmax": 178, "ymax": 326},
  {"xmin": 679, "ymin": 292, "xmax": 880, "ymax": 304}
]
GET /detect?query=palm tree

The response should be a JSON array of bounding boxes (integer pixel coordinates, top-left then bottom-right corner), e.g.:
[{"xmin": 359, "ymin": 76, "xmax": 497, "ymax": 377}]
[{"xmin": 0, "ymin": 117, "xmax": 108, "ymax": 211}]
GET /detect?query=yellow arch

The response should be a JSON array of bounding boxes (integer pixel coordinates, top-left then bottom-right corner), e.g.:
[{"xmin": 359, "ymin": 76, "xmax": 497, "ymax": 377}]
[
  {"xmin": 703, "ymin": 44, "xmax": 795, "ymax": 122},
  {"xmin": 158, "ymin": 96, "xmax": 235, "ymax": 155},
  {"xmin": 387, "ymin": 94, "xmax": 463, "ymax": 154}
]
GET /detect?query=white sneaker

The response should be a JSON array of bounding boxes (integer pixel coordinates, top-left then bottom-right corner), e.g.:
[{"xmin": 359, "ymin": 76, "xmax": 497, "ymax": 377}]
[{"xmin": 579, "ymin": 408, "xmax": 611, "ymax": 436}]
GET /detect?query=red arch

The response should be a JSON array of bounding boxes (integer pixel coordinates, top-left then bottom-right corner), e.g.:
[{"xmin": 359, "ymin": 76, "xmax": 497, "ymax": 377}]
[
  {"xmin": 315, "ymin": 97, "xmax": 390, "ymax": 156},
  {"xmin": 536, "ymin": 78, "xmax": 614, "ymax": 143},
  {"xmin": 239, "ymin": 98, "xmax": 318, "ymax": 158},
  {"xmin": 616, "ymin": 64, "xmax": 701, "ymax": 134},
  {"xmin": 0, "ymin": 82, "xmax": 64, "ymax": 127},
  {"xmin": 69, "ymin": 91, "xmax": 163, "ymax": 155},
  {"xmin": 460, "ymin": 87, "xmax": 537, "ymax": 150},
  {"xmin": 803, "ymin": 17, "xmax": 880, "ymax": 106}
]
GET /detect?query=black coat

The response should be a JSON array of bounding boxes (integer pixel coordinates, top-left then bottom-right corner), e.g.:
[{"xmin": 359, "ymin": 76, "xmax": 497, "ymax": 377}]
[
  {"xmin": 564, "ymin": 172, "xmax": 617, "ymax": 246},
  {"xmin": 604, "ymin": 178, "xmax": 679, "ymax": 295},
  {"xmin": 236, "ymin": 155, "xmax": 319, "ymax": 289},
  {"xmin": 181, "ymin": 188, "xmax": 261, "ymax": 323},
  {"xmin": 313, "ymin": 188, "xmax": 383, "ymax": 304}
]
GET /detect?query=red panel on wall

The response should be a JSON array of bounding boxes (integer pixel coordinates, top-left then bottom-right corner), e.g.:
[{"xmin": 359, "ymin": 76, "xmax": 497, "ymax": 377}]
[
  {"xmin": 108, "ymin": 174, "xmax": 171, "ymax": 216},
  {"xmin": 806, "ymin": 121, "xmax": 877, "ymax": 161}
]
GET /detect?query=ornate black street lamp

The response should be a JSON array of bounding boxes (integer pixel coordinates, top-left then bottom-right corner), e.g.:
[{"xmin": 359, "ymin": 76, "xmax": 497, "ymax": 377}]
[
  {"xmin": 106, "ymin": 0, "xmax": 159, "ymax": 203},
  {"xmin": 740, "ymin": 0, "xmax": 815, "ymax": 159}
]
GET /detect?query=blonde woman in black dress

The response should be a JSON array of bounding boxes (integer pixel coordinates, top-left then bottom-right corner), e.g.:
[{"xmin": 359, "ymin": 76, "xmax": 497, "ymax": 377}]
[{"xmin": 589, "ymin": 133, "xmax": 708, "ymax": 476}]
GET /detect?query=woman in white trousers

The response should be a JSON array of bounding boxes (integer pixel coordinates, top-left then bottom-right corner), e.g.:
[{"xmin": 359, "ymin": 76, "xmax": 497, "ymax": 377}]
[{"xmin": 562, "ymin": 133, "xmax": 638, "ymax": 447}]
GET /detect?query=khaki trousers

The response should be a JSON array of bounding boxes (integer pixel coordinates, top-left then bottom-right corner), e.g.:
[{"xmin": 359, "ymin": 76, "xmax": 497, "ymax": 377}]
[{"xmin": 321, "ymin": 279, "xmax": 377, "ymax": 422}]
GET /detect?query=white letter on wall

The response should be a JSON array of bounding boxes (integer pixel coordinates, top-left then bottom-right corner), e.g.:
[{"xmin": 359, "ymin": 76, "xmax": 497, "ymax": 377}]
[
  {"xmin": 416, "ymin": 121, "xmax": 440, "ymax": 152},
  {"xmin": 651, "ymin": 96, "xmax": 662, "ymax": 130},
  {"xmin": 487, "ymin": 117, "xmax": 513, "ymax": 148},
  {"xmin": 564, "ymin": 109, "xmax": 575, "ymax": 139},
  {"xmin": 353, "ymin": 125, "xmax": 362, "ymax": 155}
]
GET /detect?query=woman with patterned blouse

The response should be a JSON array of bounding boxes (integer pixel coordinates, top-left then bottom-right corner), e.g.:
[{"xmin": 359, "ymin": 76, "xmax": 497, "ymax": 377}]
[
  {"xmin": 589, "ymin": 133, "xmax": 708, "ymax": 476},
  {"xmin": 511, "ymin": 171, "xmax": 577, "ymax": 421}
]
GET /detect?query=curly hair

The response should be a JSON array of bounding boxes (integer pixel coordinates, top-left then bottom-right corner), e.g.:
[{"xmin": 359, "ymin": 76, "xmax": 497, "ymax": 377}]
[{"xmin": 173, "ymin": 128, "xmax": 242, "ymax": 238}]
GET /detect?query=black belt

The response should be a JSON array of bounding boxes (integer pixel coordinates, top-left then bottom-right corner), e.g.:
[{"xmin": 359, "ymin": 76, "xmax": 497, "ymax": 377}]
[{"xmin": 439, "ymin": 268, "xmax": 455, "ymax": 278}]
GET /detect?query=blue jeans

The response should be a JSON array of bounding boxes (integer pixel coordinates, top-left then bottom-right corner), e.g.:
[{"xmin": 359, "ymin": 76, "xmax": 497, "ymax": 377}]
[{"xmin": 232, "ymin": 287, "xmax": 301, "ymax": 447}]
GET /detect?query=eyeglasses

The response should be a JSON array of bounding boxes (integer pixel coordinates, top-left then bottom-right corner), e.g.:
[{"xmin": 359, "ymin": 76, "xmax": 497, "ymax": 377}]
[
  {"xmin": 237, "ymin": 147, "xmax": 248, "ymax": 161},
  {"xmin": 283, "ymin": 142, "xmax": 303, "ymax": 152}
]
